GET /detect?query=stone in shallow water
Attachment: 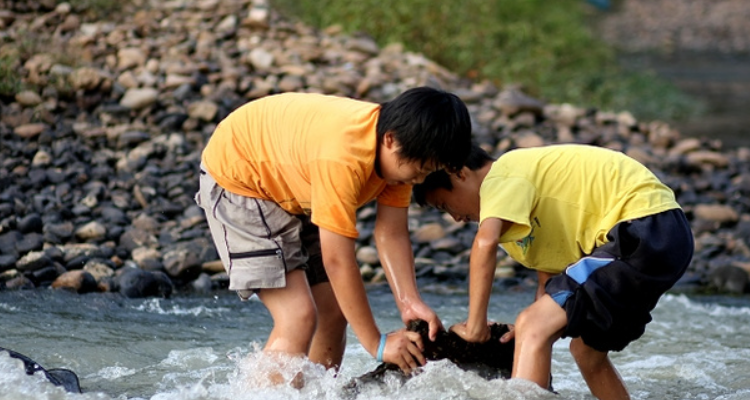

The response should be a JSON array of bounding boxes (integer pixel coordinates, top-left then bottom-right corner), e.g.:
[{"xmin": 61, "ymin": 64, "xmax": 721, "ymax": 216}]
[
  {"xmin": 52, "ymin": 270, "xmax": 99, "ymax": 294},
  {"xmin": 346, "ymin": 319, "xmax": 520, "ymax": 395},
  {"xmin": 115, "ymin": 268, "xmax": 174, "ymax": 298}
]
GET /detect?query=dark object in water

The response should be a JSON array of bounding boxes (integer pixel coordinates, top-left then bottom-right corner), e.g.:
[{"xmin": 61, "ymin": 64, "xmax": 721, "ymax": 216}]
[
  {"xmin": 0, "ymin": 347, "xmax": 82, "ymax": 393},
  {"xmin": 346, "ymin": 319, "xmax": 515, "ymax": 392}
]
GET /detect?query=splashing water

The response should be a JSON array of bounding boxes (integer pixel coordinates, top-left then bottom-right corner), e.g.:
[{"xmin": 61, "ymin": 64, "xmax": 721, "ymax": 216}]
[{"xmin": 1, "ymin": 289, "xmax": 749, "ymax": 400}]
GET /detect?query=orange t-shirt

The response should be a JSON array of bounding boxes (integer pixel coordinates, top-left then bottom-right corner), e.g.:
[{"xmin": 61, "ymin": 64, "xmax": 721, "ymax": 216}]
[{"xmin": 201, "ymin": 92, "xmax": 412, "ymax": 238}]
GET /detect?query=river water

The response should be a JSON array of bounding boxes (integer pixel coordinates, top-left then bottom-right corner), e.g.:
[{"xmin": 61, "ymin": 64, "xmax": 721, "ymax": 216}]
[{"xmin": 1, "ymin": 285, "xmax": 749, "ymax": 400}]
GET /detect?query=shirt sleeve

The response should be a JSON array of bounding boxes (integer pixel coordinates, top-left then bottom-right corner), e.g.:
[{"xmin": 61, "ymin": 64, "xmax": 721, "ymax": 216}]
[
  {"xmin": 376, "ymin": 183, "xmax": 412, "ymax": 208},
  {"xmin": 479, "ymin": 175, "xmax": 535, "ymax": 243},
  {"xmin": 309, "ymin": 160, "xmax": 363, "ymax": 238}
]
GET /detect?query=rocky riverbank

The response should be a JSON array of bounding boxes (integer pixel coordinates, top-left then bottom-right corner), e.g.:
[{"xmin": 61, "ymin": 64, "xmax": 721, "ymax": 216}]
[{"xmin": 2, "ymin": 0, "xmax": 750, "ymax": 297}]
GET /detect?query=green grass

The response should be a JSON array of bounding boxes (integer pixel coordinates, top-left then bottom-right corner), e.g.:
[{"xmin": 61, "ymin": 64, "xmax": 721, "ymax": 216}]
[
  {"xmin": 271, "ymin": 0, "xmax": 702, "ymax": 122},
  {"xmin": 66, "ymin": 0, "xmax": 132, "ymax": 20},
  {"xmin": 0, "ymin": 54, "xmax": 22, "ymax": 98}
]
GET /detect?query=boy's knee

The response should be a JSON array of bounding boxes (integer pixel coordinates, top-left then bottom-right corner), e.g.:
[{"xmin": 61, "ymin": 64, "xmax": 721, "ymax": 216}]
[
  {"xmin": 298, "ymin": 302, "xmax": 319, "ymax": 323},
  {"xmin": 515, "ymin": 298, "xmax": 566, "ymax": 343},
  {"xmin": 515, "ymin": 307, "xmax": 544, "ymax": 340},
  {"xmin": 276, "ymin": 300, "xmax": 318, "ymax": 335}
]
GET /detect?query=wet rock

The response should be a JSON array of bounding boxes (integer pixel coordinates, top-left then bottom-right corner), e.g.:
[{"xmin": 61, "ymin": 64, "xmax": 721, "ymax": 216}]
[
  {"xmin": 349, "ymin": 319, "xmax": 516, "ymax": 393},
  {"xmin": 51, "ymin": 270, "xmax": 99, "ymax": 294},
  {"xmin": 115, "ymin": 268, "xmax": 174, "ymax": 298},
  {"xmin": 190, "ymin": 272, "xmax": 213, "ymax": 293},
  {"xmin": 708, "ymin": 265, "xmax": 748, "ymax": 294},
  {"xmin": 4, "ymin": 276, "xmax": 35, "ymax": 290},
  {"xmin": 30, "ymin": 264, "xmax": 64, "ymax": 285}
]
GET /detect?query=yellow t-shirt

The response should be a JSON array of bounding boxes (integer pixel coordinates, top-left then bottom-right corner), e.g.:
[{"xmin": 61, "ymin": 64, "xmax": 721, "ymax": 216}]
[
  {"xmin": 479, "ymin": 144, "xmax": 680, "ymax": 273},
  {"xmin": 201, "ymin": 92, "xmax": 412, "ymax": 239}
]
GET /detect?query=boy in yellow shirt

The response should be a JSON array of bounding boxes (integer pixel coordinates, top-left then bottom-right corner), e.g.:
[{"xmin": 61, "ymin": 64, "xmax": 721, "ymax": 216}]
[
  {"xmin": 195, "ymin": 87, "xmax": 472, "ymax": 380},
  {"xmin": 413, "ymin": 144, "xmax": 694, "ymax": 400}
]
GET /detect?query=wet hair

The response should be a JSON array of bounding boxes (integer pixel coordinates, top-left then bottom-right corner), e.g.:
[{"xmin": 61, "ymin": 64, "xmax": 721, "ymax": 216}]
[
  {"xmin": 377, "ymin": 87, "xmax": 472, "ymax": 173},
  {"xmin": 412, "ymin": 143, "xmax": 495, "ymax": 207}
]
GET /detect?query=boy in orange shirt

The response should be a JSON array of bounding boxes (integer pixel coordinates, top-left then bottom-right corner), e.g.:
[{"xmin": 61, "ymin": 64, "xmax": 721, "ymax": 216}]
[{"xmin": 195, "ymin": 87, "xmax": 472, "ymax": 381}]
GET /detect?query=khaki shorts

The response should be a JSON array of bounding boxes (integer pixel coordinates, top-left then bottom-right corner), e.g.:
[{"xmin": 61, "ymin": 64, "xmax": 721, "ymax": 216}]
[{"xmin": 195, "ymin": 167, "xmax": 327, "ymax": 299}]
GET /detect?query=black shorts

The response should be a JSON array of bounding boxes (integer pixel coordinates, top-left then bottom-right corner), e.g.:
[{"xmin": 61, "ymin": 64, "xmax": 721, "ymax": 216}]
[
  {"xmin": 298, "ymin": 215, "xmax": 329, "ymax": 287},
  {"xmin": 544, "ymin": 209, "xmax": 694, "ymax": 352}
]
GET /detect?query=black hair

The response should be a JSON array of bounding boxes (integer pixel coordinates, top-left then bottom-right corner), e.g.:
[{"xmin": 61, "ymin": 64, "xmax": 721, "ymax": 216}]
[
  {"xmin": 377, "ymin": 87, "xmax": 472, "ymax": 173},
  {"xmin": 412, "ymin": 143, "xmax": 495, "ymax": 206}
]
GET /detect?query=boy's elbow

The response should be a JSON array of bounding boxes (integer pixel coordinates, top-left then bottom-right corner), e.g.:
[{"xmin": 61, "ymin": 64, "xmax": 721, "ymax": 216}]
[{"xmin": 473, "ymin": 235, "xmax": 499, "ymax": 252}]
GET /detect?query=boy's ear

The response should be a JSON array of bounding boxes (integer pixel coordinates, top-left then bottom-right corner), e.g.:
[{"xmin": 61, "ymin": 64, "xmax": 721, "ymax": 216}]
[
  {"xmin": 383, "ymin": 131, "xmax": 396, "ymax": 149},
  {"xmin": 454, "ymin": 166, "xmax": 469, "ymax": 181}
]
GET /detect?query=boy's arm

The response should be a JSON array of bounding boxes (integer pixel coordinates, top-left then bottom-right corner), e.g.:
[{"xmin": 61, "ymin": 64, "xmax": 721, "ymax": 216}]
[
  {"xmin": 373, "ymin": 204, "xmax": 443, "ymax": 341},
  {"xmin": 319, "ymin": 227, "xmax": 426, "ymax": 370},
  {"xmin": 454, "ymin": 217, "xmax": 508, "ymax": 342}
]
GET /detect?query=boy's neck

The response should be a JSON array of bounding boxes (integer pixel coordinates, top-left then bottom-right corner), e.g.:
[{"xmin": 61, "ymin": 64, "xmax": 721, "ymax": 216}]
[{"xmin": 475, "ymin": 162, "xmax": 493, "ymax": 182}]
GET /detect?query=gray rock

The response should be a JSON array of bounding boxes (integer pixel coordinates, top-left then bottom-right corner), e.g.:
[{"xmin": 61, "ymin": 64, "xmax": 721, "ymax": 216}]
[
  {"xmin": 16, "ymin": 251, "xmax": 54, "ymax": 272},
  {"xmin": 708, "ymin": 265, "xmax": 748, "ymax": 294},
  {"xmin": 163, "ymin": 247, "xmax": 202, "ymax": 282},
  {"xmin": 116, "ymin": 268, "xmax": 174, "ymax": 298}
]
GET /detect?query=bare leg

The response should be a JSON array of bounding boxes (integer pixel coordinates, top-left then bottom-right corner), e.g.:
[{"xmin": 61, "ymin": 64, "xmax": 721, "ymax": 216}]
[
  {"xmin": 512, "ymin": 295, "xmax": 567, "ymax": 388},
  {"xmin": 256, "ymin": 269, "xmax": 317, "ymax": 386},
  {"xmin": 570, "ymin": 338, "xmax": 630, "ymax": 400},
  {"xmin": 308, "ymin": 282, "xmax": 348, "ymax": 370}
]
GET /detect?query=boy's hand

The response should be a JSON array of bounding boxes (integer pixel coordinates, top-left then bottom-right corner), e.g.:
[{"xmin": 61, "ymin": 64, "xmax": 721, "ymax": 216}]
[
  {"xmin": 382, "ymin": 329, "xmax": 426, "ymax": 373},
  {"xmin": 449, "ymin": 321, "xmax": 491, "ymax": 343},
  {"xmin": 400, "ymin": 301, "xmax": 444, "ymax": 341},
  {"xmin": 500, "ymin": 324, "xmax": 515, "ymax": 343}
]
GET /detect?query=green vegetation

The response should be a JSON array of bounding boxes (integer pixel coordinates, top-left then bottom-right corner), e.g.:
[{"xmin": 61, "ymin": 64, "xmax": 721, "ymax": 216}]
[
  {"xmin": 0, "ymin": 54, "xmax": 22, "ymax": 98},
  {"xmin": 67, "ymin": 0, "xmax": 131, "ymax": 20},
  {"xmin": 271, "ymin": 0, "xmax": 702, "ymax": 121},
  {"xmin": 0, "ymin": 0, "xmax": 131, "ymax": 99}
]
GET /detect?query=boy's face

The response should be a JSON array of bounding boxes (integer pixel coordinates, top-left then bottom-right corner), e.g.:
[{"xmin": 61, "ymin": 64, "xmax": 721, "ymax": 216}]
[
  {"xmin": 379, "ymin": 133, "xmax": 441, "ymax": 186},
  {"xmin": 424, "ymin": 172, "xmax": 480, "ymax": 223}
]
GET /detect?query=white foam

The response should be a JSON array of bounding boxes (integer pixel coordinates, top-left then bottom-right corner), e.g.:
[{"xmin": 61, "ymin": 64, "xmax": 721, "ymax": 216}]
[{"xmin": 132, "ymin": 298, "xmax": 230, "ymax": 316}]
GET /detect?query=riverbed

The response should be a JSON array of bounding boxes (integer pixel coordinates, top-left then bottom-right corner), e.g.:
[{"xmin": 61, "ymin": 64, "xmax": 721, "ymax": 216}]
[{"xmin": 1, "ymin": 285, "xmax": 749, "ymax": 400}]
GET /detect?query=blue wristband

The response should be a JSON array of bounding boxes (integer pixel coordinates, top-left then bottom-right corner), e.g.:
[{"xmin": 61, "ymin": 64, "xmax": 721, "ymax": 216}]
[{"xmin": 376, "ymin": 333, "xmax": 387, "ymax": 363}]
